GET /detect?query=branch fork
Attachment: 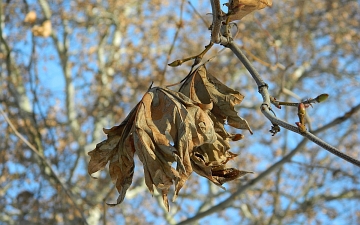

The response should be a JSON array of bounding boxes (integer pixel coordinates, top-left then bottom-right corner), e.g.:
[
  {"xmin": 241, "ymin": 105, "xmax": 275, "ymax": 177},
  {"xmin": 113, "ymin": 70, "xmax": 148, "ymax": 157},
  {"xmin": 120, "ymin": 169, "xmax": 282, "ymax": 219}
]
[{"xmin": 206, "ymin": 0, "xmax": 360, "ymax": 168}]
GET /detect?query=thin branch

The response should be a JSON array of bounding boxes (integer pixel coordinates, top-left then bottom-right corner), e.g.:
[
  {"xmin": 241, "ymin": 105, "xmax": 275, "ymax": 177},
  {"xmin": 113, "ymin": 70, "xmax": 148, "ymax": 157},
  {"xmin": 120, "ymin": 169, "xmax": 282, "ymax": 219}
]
[
  {"xmin": 160, "ymin": 0, "xmax": 186, "ymax": 85},
  {"xmin": 210, "ymin": 0, "xmax": 221, "ymax": 43},
  {"xmin": 226, "ymin": 41, "xmax": 360, "ymax": 168},
  {"xmin": 0, "ymin": 107, "xmax": 89, "ymax": 224},
  {"xmin": 176, "ymin": 103, "xmax": 360, "ymax": 224},
  {"xmin": 226, "ymin": 41, "xmax": 266, "ymax": 87},
  {"xmin": 0, "ymin": 0, "xmax": 10, "ymax": 54},
  {"xmin": 188, "ymin": 1, "xmax": 209, "ymax": 27},
  {"xmin": 176, "ymin": 3, "xmax": 360, "ymax": 222},
  {"xmin": 176, "ymin": 138, "xmax": 308, "ymax": 225}
]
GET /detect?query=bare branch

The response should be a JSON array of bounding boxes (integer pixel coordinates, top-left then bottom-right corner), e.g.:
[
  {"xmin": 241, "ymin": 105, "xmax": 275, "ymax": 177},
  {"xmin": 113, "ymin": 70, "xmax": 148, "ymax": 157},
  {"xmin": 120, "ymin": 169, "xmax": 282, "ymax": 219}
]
[
  {"xmin": 176, "ymin": 138, "xmax": 308, "ymax": 225},
  {"xmin": 161, "ymin": 0, "xmax": 186, "ymax": 85},
  {"xmin": 176, "ymin": 102, "xmax": 360, "ymax": 224},
  {"xmin": 0, "ymin": 107, "xmax": 88, "ymax": 224},
  {"xmin": 226, "ymin": 41, "xmax": 360, "ymax": 168},
  {"xmin": 209, "ymin": 0, "xmax": 222, "ymax": 43}
]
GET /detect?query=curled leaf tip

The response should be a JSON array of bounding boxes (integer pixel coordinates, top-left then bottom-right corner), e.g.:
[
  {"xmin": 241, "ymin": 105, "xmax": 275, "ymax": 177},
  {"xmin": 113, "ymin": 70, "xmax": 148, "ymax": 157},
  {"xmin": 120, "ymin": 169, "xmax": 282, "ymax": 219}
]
[
  {"xmin": 106, "ymin": 203, "xmax": 117, "ymax": 207},
  {"xmin": 249, "ymin": 129, "xmax": 254, "ymax": 135},
  {"xmin": 231, "ymin": 133, "xmax": 244, "ymax": 141},
  {"xmin": 90, "ymin": 175, "xmax": 98, "ymax": 179}
]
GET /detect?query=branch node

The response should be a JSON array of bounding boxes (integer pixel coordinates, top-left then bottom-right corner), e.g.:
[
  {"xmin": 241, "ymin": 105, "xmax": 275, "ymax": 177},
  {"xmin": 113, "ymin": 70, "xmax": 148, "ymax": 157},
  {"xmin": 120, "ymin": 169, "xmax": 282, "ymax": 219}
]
[
  {"xmin": 258, "ymin": 83, "xmax": 269, "ymax": 93},
  {"xmin": 269, "ymin": 123, "xmax": 281, "ymax": 136},
  {"xmin": 270, "ymin": 96, "xmax": 281, "ymax": 109},
  {"xmin": 261, "ymin": 103, "xmax": 270, "ymax": 111}
]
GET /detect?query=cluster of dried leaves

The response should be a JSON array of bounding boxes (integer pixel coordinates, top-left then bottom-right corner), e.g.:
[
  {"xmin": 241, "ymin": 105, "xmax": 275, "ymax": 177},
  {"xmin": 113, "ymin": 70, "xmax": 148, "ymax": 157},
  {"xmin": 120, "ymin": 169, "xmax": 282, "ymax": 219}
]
[
  {"xmin": 88, "ymin": 65, "xmax": 253, "ymax": 210},
  {"xmin": 24, "ymin": 11, "xmax": 52, "ymax": 37}
]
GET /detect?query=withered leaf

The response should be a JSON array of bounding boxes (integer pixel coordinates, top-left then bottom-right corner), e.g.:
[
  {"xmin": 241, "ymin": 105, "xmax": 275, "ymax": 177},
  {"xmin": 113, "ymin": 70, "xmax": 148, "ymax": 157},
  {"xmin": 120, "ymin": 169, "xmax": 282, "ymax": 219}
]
[
  {"xmin": 88, "ymin": 103, "xmax": 138, "ymax": 206},
  {"xmin": 89, "ymin": 66, "xmax": 254, "ymax": 210},
  {"xmin": 179, "ymin": 65, "xmax": 253, "ymax": 187},
  {"xmin": 88, "ymin": 87, "xmax": 217, "ymax": 211},
  {"xmin": 24, "ymin": 11, "xmax": 37, "ymax": 24},
  {"xmin": 225, "ymin": 0, "xmax": 273, "ymax": 22},
  {"xmin": 179, "ymin": 65, "xmax": 252, "ymax": 134},
  {"xmin": 32, "ymin": 20, "xmax": 52, "ymax": 37},
  {"xmin": 191, "ymin": 133, "xmax": 253, "ymax": 187}
]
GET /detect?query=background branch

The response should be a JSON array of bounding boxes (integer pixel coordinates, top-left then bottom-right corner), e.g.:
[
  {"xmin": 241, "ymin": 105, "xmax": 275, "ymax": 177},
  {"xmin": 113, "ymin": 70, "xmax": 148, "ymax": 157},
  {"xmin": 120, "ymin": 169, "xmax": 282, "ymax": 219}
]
[
  {"xmin": 226, "ymin": 40, "xmax": 360, "ymax": 168},
  {"xmin": 0, "ymin": 107, "xmax": 88, "ymax": 224},
  {"xmin": 177, "ymin": 102, "xmax": 360, "ymax": 224}
]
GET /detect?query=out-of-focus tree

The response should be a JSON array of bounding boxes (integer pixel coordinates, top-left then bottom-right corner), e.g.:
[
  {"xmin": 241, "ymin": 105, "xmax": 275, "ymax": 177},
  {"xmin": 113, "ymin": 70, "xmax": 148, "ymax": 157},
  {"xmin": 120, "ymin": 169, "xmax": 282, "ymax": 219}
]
[{"xmin": 0, "ymin": 0, "xmax": 359, "ymax": 224}]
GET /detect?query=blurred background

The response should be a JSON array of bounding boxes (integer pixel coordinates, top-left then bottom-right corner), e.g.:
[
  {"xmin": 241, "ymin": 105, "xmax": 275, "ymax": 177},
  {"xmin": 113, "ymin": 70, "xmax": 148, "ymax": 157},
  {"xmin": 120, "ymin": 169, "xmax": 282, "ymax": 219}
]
[{"xmin": 1, "ymin": 0, "xmax": 359, "ymax": 224}]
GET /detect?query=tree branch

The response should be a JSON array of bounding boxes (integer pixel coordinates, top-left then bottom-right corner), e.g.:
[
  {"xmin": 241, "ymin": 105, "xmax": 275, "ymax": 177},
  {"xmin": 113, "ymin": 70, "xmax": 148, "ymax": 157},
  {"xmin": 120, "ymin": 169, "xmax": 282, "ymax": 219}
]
[
  {"xmin": 0, "ymin": 107, "xmax": 88, "ymax": 224},
  {"xmin": 209, "ymin": 0, "xmax": 222, "ymax": 43},
  {"xmin": 226, "ymin": 41, "xmax": 360, "ymax": 168},
  {"xmin": 176, "ymin": 138, "xmax": 308, "ymax": 225},
  {"xmin": 176, "ymin": 102, "xmax": 360, "ymax": 224},
  {"xmin": 207, "ymin": 4, "xmax": 359, "ymax": 166}
]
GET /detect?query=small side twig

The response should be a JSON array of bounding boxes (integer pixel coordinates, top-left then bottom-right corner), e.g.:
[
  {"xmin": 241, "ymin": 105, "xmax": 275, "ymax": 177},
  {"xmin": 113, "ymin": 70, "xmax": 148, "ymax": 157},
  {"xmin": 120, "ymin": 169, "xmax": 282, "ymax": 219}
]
[
  {"xmin": 176, "ymin": 102, "xmax": 360, "ymax": 225},
  {"xmin": 160, "ymin": 0, "xmax": 186, "ymax": 84},
  {"xmin": 225, "ymin": 41, "xmax": 360, "ymax": 168},
  {"xmin": 188, "ymin": 1, "xmax": 209, "ymax": 27}
]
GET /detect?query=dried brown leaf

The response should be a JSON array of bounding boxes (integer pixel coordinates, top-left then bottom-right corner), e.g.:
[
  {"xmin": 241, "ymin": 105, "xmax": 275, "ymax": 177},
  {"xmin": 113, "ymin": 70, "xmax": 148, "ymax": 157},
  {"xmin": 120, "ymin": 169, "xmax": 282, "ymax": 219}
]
[
  {"xmin": 89, "ymin": 66, "xmax": 253, "ymax": 210},
  {"xmin": 191, "ymin": 133, "xmax": 252, "ymax": 186},
  {"xmin": 88, "ymin": 87, "xmax": 217, "ymax": 210},
  {"xmin": 135, "ymin": 88, "xmax": 216, "ymax": 205},
  {"xmin": 225, "ymin": 0, "xmax": 273, "ymax": 22},
  {"xmin": 32, "ymin": 20, "xmax": 52, "ymax": 37},
  {"xmin": 24, "ymin": 11, "xmax": 37, "ymax": 23},
  {"xmin": 179, "ymin": 65, "xmax": 252, "ymax": 134},
  {"xmin": 88, "ymin": 104, "xmax": 138, "ymax": 206},
  {"xmin": 179, "ymin": 65, "xmax": 253, "ymax": 186}
]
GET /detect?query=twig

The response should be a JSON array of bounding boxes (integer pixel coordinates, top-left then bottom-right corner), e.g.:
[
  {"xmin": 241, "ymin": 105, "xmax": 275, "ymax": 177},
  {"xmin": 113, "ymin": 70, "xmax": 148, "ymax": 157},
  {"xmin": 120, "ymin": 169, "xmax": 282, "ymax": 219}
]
[
  {"xmin": 0, "ymin": 107, "xmax": 89, "ymax": 224},
  {"xmin": 226, "ymin": 41, "xmax": 266, "ymax": 87},
  {"xmin": 209, "ymin": 0, "xmax": 229, "ymax": 44},
  {"xmin": 0, "ymin": 0, "xmax": 12, "ymax": 77},
  {"xmin": 225, "ymin": 41, "xmax": 360, "ymax": 168},
  {"xmin": 176, "ymin": 139, "xmax": 308, "ymax": 225},
  {"xmin": 242, "ymin": 46, "xmax": 272, "ymax": 68},
  {"xmin": 188, "ymin": 1, "xmax": 209, "ymax": 27},
  {"xmin": 176, "ymin": 103, "xmax": 360, "ymax": 224},
  {"xmin": 160, "ymin": 0, "xmax": 186, "ymax": 85},
  {"xmin": 176, "ymin": 6, "xmax": 360, "ymax": 223}
]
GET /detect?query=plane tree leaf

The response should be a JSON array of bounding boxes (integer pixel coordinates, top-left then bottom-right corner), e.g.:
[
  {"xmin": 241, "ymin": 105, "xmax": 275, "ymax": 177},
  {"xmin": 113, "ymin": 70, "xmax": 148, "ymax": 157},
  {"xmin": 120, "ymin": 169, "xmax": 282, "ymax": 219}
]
[
  {"xmin": 179, "ymin": 65, "xmax": 253, "ymax": 187},
  {"xmin": 88, "ymin": 104, "xmax": 138, "ymax": 206},
  {"xmin": 88, "ymin": 65, "xmax": 253, "ymax": 210},
  {"xmin": 179, "ymin": 65, "xmax": 252, "ymax": 134},
  {"xmin": 225, "ymin": 0, "xmax": 273, "ymax": 22},
  {"xmin": 88, "ymin": 87, "xmax": 217, "ymax": 210}
]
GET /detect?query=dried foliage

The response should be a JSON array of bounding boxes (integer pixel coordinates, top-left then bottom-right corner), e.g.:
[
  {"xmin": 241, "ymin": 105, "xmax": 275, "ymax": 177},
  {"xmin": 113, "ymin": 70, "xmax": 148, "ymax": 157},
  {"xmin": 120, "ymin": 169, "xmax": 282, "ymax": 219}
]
[
  {"xmin": 225, "ymin": 0, "xmax": 273, "ymax": 21},
  {"xmin": 31, "ymin": 20, "xmax": 52, "ymax": 37},
  {"xmin": 24, "ymin": 11, "xmax": 37, "ymax": 24},
  {"xmin": 88, "ymin": 65, "xmax": 253, "ymax": 210},
  {"xmin": 2, "ymin": 0, "xmax": 360, "ymax": 224}
]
